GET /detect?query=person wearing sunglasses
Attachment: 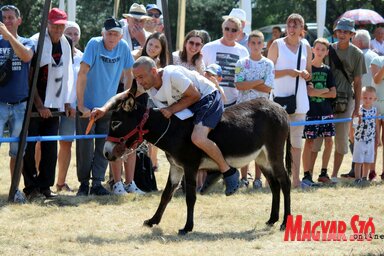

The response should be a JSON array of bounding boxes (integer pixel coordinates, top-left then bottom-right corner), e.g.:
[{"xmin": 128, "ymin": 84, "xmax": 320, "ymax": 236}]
[
  {"xmin": 222, "ymin": 8, "xmax": 250, "ymax": 51},
  {"xmin": 173, "ymin": 30, "xmax": 206, "ymax": 75},
  {"xmin": 201, "ymin": 17, "xmax": 249, "ymax": 108},
  {"xmin": 0, "ymin": 5, "xmax": 35, "ymax": 203},
  {"xmin": 144, "ymin": 4, "xmax": 162, "ymax": 34}
]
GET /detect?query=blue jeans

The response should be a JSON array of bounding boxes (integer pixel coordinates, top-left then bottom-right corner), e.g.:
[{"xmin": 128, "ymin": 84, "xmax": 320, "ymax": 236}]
[
  {"xmin": 0, "ymin": 102, "xmax": 26, "ymax": 157},
  {"xmin": 76, "ymin": 115, "xmax": 110, "ymax": 186}
]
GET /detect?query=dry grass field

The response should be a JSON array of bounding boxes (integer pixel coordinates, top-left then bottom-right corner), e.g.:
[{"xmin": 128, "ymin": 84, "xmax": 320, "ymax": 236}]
[{"xmin": 0, "ymin": 144, "xmax": 384, "ymax": 255}]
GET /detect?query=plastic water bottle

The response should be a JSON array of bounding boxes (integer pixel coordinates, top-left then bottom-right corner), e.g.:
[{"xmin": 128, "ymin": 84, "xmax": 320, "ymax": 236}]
[{"xmin": 352, "ymin": 116, "xmax": 359, "ymax": 129}]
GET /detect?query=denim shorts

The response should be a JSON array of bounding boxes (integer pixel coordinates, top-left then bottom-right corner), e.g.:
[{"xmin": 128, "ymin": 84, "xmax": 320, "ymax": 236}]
[
  {"xmin": 59, "ymin": 116, "xmax": 76, "ymax": 141},
  {"xmin": 0, "ymin": 101, "xmax": 27, "ymax": 157},
  {"xmin": 189, "ymin": 90, "xmax": 224, "ymax": 129}
]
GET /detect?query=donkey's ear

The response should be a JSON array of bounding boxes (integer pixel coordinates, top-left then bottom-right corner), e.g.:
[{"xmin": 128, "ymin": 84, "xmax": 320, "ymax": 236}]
[
  {"xmin": 129, "ymin": 80, "xmax": 138, "ymax": 97},
  {"xmin": 122, "ymin": 94, "xmax": 136, "ymax": 112}
]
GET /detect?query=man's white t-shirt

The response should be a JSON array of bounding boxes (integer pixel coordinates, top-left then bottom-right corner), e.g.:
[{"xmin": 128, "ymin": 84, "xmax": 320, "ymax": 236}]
[
  {"xmin": 147, "ymin": 65, "xmax": 216, "ymax": 107},
  {"xmin": 201, "ymin": 39, "xmax": 249, "ymax": 105}
]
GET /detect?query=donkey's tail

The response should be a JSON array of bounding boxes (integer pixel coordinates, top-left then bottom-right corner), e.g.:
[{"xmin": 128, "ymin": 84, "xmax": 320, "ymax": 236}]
[{"xmin": 285, "ymin": 132, "xmax": 292, "ymax": 176}]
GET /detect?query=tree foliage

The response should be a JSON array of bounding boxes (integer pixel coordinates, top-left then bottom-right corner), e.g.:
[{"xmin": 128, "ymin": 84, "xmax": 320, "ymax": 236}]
[{"xmin": 2, "ymin": 0, "xmax": 383, "ymax": 51}]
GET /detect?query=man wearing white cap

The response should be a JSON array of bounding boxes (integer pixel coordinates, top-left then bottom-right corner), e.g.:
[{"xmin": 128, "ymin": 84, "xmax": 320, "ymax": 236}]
[
  {"xmin": 76, "ymin": 17, "xmax": 135, "ymax": 196},
  {"xmin": 122, "ymin": 3, "xmax": 152, "ymax": 51},
  {"xmin": 223, "ymin": 8, "xmax": 249, "ymax": 50}
]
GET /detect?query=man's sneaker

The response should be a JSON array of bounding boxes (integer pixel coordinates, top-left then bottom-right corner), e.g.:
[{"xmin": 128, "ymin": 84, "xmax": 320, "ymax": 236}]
[
  {"xmin": 340, "ymin": 171, "xmax": 355, "ymax": 179},
  {"xmin": 301, "ymin": 175, "xmax": 319, "ymax": 188},
  {"xmin": 56, "ymin": 183, "xmax": 73, "ymax": 192},
  {"xmin": 76, "ymin": 183, "xmax": 90, "ymax": 196},
  {"xmin": 124, "ymin": 181, "xmax": 145, "ymax": 195},
  {"xmin": 223, "ymin": 168, "xmax": 240, "ymax": 196},
  {"xmin": 318, "ymin": 173, "xmax": 331, "ymax": 183},
  {"xmin": 253, "ymin": 178, "xmax": 262, "ymax": 189},
  {"xmin": 381, "ymin": 173, "xmax": 384, "ymax": 181},
  {"xmin": 14, "ymin": 189, "xmax": 27, "ymax": 204},
  {"xmin": 354, "ymin": 178, "xmax": 362, "ymax": 186},
  {"xmin": 200, "ymin": 171, "xmax": 222, "ymax": 195},
  {"xmin": 90, "ymin": 184, "xmax": 111, "ymax": 196},
  {"xmin": 330, "ymin": 177, "xmax": 339, "ymax": 184},
  {"xmin": 239, "ymin": 177, "xmax": 249, "ymax": 188},
  {"xmin": 26, "ymin": 188, "xmax": 41, "ymax": 201},
  {"xmin": 360, "ymin": 177, "xmax": 370, "ymax": 187},
  {"xmin": 113, "ymin": 181, "xmax": 128, "ymax": 195},
  {"xmin": 369, "ymin": 170, "xmax": 377, "ymax": 181}
]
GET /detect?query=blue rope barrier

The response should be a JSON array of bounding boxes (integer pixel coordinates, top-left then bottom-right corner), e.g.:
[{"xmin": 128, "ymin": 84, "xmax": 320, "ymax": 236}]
[{"xmin": 1, "ymin": 115, "xmax": 384, "ymax": 143}]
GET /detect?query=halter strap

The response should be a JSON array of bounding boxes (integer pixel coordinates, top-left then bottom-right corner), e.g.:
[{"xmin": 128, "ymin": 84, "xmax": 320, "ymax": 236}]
[{"xmin": 106, "ymin": 108, "xmax": 150, "ymax": 149}]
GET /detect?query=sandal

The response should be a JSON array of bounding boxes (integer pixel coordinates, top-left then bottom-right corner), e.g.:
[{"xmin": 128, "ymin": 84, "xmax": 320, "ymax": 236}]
[
  {"xmin": 224, "ymin": 168, "xmax": 240, "ymax": 196},
  {"xmin": 56, "ymin": 183, "xmax": 73, "ymax": 192},
  {"xmin": 199, "ymin": 171, "xmax": 222, "ymax": 195}
]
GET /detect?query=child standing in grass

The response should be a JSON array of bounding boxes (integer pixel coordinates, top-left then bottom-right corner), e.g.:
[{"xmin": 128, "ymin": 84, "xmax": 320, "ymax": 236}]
[
  {"xmin": 302, "ymin": 38, "xmax": 336, "ymax": 187},
  {"xmin": 352, "ymin": 86, "xmax": 380, "ymax": 186},
  {"xmin": 234, "ymin": 30, "xmax": 274, "ymax": 189}
]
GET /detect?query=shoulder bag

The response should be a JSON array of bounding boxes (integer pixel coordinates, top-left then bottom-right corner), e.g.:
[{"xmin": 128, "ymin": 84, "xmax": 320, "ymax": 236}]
[{"xmin": 274, "ymin": 43, "xmax": 302, "ymax": 114}]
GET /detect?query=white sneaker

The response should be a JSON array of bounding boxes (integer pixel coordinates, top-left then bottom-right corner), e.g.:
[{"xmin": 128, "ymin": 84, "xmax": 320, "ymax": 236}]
[
  {"xmin": 331, "ymin": 177, "xmax": 339, "ymax": 184},
  {"xmin": 14, "ymin": 189, "xmax": 27, "ymax": 204},
  {"xmin": 113, "ymin": 181, "xmax": 128, "ymax": 195},
  {"xmin": 124, "ymin": 181, "xmax": 146, "ymax": 195}
]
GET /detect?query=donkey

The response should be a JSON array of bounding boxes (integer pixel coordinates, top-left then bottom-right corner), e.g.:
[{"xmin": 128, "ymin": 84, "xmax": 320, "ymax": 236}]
[{"xmin": 103, "ymin": 85, "xmax": 292, "ymax": 235}]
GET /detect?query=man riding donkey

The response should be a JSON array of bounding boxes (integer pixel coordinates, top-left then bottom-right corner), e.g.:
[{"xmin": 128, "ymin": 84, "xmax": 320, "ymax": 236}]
[{"xmin": 91, "ymin": 56, "xmax": 240, "ymax": 195}]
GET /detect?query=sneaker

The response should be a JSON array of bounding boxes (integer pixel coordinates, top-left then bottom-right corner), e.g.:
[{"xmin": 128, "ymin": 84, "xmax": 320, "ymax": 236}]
[
  {"xmin": 14, "ymin": 189, "xmax": 27, "ymax": 204},
  {"xmin": 340, "ymin": 171, "xmax": 355, "ymax": 179},
  {"xmin": 301, "ymin": 175, "xmax": 320, "ymax": 188},
  {"xmin": 354, "ymin": 178, "xmax": 362, "ymax": 186},
  {"xmin": 76, "ymin": 183, "xmax": 90, "ymax": 196},
  {"xmin": 124, "ymin": 181, "xmax": 146, "ymax": 195},
  {"xmin": 360, "ymin": 177, "xmax": 370, "ymax": 187},
  {"xmin": 331, "ymin": 177, "xmax": 339, "ymax": 184},
  {"xmin": 381, "ymin": 173, "xmax": 384, "ymax": 181},
  {"xmin": 318, "ymin": 173, "xmax": 331, "ymax": 183},
  {"xmin": 90, "ymin": 184, "xmax": 111, "ymax": 196},
  {"xmin": 40, "ymin": 188, "xmax": 58, "ymax": 199},
  {"xmin": 113, "ymin": 181, "xmax": 128, "ymax": 195},
  {"xmin": 56, "ymin": 183, "xmax": 73, "ymax": 192},
  {"xmin": 253, "ymin": 178, "xmax": 263, "ymax": 189},
  {"xmin": 368, "ymin": 170, "xmax": 377, "ymax": 181},
  {"xmin": 239, "ymin": 177, "xmax": 249, "ymax": 188},
  {"xmin": 223, "ymin": 168, "xmax": 240, "ymax": 196},
  {"xmin": 199, "ymin": 171, "xmax": 222, "ymax": 195},
  {"xmin": 26, "ymin": 188, "xmax": 41, "ymax": 201}
]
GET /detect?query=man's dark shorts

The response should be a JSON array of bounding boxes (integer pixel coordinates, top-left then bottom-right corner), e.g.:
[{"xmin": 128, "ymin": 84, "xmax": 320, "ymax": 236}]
[{"xmin": 189, "ymin": 90, "xmax": 223, "ymax": 129}]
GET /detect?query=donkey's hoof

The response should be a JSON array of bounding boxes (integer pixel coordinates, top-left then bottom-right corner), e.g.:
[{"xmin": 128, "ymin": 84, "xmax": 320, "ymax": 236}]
[
  {"xmin": 143, "ymin": 219, "xmax": 154, "ymax": 227},
  {"xmin": 224, "ymin": 168, "xmax": 240, "ymax": 196},
  {"xmin": 266, "ymin": 218, "xmax": 278, "ymax": 226},
  {"xmin": 200, "ymin": 171, "xmax": 222, "ymax": 195},
  {"xmin": 280, "ymin": 223, "xmax": 286, "ymax": 231},
  {"xmin": 178, "ymin": 229, "xmax": 190, "ymax": 236}
]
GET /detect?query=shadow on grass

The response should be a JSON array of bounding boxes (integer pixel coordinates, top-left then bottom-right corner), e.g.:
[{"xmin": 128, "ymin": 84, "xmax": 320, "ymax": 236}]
[{"xmin": 75, "ymin": 225, "xmax": 276, "ymax": 244}]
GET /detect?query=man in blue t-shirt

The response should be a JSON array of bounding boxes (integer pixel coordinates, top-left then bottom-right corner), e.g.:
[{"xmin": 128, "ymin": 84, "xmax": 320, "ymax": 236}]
[
  {"xmin": 76, "ymin": 17, "xmax": 134, "ymax": 196},
  {"xmin": 0, "ymin": 5, "xmax": 34, "ymax": 203}
]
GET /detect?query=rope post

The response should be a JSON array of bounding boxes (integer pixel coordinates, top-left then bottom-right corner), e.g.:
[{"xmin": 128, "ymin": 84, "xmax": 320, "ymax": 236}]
[
  {"xmin": 161, "ymin": 0, "xmax": 173, "ymax": 64},
  {"xmin": 8, "ymin": 0, "xmax": 52, "ymax": 202}
]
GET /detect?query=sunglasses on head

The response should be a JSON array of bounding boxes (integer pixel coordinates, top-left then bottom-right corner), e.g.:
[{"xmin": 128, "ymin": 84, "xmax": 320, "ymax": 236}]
[
  {"xmin": 188, "ymin": 40, "xmax": 202, "ymax": 47},
  {"xmin": 224, "ymin": 27, "xmax": 238, "ymax": 33},
  {"xmin": 148, "ymin": 13, "xmax": 161, "ymax": 18}
]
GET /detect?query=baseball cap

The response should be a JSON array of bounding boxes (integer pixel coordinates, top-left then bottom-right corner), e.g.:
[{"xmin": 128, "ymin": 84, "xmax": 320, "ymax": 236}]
[
  {"xmin": 48, "ymin": 8, "xmax": 67, "ymax": 25},
  {"xmin": 205, "ymin": 64, "xmax": 222, "ymax": 77},
  {"xmin": 103, "ymin": 17, "xmax": 123, "ymax": 34},
  {"xmin": 146, "ymin": 4, "xmax": 162, "ymax": 15},
  {"xmin": 334, "ymin": 18, "xmax": 356, "ymax": 33}
]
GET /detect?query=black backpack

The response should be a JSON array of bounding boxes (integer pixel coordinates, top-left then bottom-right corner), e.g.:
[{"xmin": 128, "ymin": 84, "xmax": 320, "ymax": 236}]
[{"xmin": 134, "ymin": 146, "xmax": 158, "ymax": 192}]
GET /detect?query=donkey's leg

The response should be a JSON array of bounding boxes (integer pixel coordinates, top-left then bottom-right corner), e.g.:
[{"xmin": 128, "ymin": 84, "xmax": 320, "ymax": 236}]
[
  {"xmin": 265, "ymin": 173, "xmax": 281, "ymax": 226},
  {"xmin": 178, "ymin": 167, "xmax": 198, "ymax": 235},
  {"xmin": 144, "ymin": 164, "xmax": 183, "ymax": 228},
  {"xmin": 278, "ymin": 170, "xmax": 291, "ymax": 230}
]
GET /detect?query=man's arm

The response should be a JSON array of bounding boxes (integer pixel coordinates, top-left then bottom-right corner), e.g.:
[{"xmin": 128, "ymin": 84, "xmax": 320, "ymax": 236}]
[
  {"xmin": 91, "ymin": 90, "xmax": 130, "ymax": 120},
  {"xmin": 235, "ymin": 80, "xmax": 271, "ymax": 93},
  {"xmin": 76, "ymin": 62, "xmax": 91, "ymax": 117},
  {"xmin": 123, "ymin": 67, "xmax": 133, "ymax": 91},
  {"xmin": 353, "ymin": 76, "xmax": 362, "ymax": 117},
  {"xmin": 0, "ymin": 23, "xmax": 33, "ymax": 62},
  {"xmin": 161, "ymin": 85, "xmax": 201, "ymax": 119}
]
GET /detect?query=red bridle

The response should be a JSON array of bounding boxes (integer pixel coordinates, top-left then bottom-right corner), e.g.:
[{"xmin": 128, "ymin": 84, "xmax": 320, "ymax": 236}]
[{"xmin": 106, "ymin": 108, "xmax": 150, "ymax": 149}]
